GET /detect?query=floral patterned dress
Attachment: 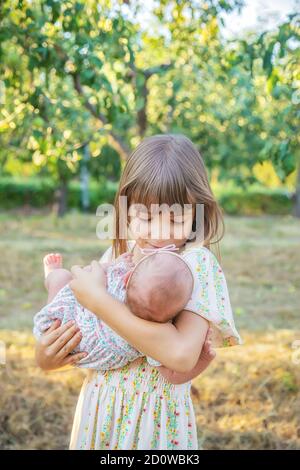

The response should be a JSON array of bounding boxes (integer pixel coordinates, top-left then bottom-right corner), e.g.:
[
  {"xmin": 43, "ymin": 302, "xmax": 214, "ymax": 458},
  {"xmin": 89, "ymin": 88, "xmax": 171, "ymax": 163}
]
[{"xmin": 69, "ymin": 242, "xmax": 242, "ymax": 450}]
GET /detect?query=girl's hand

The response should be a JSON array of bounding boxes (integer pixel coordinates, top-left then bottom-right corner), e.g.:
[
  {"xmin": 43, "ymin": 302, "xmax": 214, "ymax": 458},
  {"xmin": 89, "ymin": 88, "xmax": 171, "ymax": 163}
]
[
  {"xmin": 35, "ymin": 319, "xmax": 87, "ymax": 370},
  {"xmin": 69, "ymin": 260, "xmax": 107, "ymax": 312}
]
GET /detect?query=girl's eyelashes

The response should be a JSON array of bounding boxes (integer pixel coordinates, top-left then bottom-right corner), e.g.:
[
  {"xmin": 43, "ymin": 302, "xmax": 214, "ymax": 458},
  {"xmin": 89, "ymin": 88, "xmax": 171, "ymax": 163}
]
[
  {"xmin": 136, "ymin": 212, "xmax": 186, "ymax": 224},
  {"xmin": 171, "ymin": 219, "xmax": 183, "ymax": 225},
  {"xmin": 172, "ymin": 217, "xmax": 185, "ymax": 224},
  {"xmin": 138, "ymin": 214, "xmax": 152, "ymax": 221}
]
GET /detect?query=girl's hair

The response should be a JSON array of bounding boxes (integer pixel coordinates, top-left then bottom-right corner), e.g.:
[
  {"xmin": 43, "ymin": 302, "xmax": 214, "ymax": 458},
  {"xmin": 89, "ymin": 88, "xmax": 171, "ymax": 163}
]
[{"xmin": 112, "ymin": 134, "xmax": 225, "ymax": 260}]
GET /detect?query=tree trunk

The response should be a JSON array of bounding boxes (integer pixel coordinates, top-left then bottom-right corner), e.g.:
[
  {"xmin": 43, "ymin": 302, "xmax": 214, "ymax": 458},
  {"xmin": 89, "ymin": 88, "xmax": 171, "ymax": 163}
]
[
  {"xmin": 72, "ymin": 73, "xmax": 130, "ymax": 161},
  {"xmin": 53, "ymin": 179, "xmax": 68, "ymax": 217},
  {"xmin": 80, "ymin": 144, "xmax": 90, "ymax": 212},
  {"xmin": 137, "ymin": 82, "xmax": 148, "ymax": 137}
]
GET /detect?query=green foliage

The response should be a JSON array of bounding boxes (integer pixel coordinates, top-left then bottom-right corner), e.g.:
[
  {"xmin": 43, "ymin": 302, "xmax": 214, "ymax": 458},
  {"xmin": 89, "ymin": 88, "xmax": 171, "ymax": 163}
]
[
  {"xmin": 0, "ymin": 0, "xmax": 299, "ymax": 214},
  {"xmin": 0, "ymin": 177, "xmax": 117, "ymax": 210},
  {"xmin": 0, "ymin": 177, "xmax": 291, "ymax": 215},
  {"xmin": 0, "ymin": 0, "xmax": 135, "ymax": 187},
  {"xmin": 217, "ymin": 186, "xmax": 292, "ymax": 215},
  {"xmin": 0, "ymin": 177, "xmax": 55, "ymax": 208}
]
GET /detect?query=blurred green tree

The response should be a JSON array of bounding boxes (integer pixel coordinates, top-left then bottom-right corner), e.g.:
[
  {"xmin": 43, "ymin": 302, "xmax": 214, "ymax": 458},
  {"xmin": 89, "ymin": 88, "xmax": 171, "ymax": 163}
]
[{"xmin": 0, "ymin": 0, "xmax": 299, "ymax": 215}]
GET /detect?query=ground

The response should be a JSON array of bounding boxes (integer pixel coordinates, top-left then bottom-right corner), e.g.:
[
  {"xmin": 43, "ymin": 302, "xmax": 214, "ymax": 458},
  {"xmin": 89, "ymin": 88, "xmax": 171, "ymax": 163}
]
[{"xmin": 0, "ymin": 210, "xmax": 299, "ymax": 449}]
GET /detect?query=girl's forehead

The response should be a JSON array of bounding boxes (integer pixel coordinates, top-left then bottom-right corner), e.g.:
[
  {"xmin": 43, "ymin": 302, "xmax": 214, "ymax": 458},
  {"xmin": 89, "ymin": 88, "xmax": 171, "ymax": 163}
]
[{"xmin": 128, "ymin": 183, "xmax": 196, "ymax": 209}]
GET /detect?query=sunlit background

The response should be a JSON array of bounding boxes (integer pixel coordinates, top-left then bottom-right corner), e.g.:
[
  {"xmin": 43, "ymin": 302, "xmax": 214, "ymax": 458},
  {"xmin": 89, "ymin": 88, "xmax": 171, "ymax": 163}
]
[{"xmin": 0, "ymin": 0, "xmax": 299, "ymax": 450}]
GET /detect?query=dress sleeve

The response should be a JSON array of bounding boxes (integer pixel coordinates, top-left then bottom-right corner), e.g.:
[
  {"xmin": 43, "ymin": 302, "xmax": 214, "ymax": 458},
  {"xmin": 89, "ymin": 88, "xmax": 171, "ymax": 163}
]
[
  {"xmin": 146, "ymin": 356, "xmax": 161, "ymax": 367},
  {"xmin": 182, "ymin": 247, "xmax": 243, "ymax": 348}
]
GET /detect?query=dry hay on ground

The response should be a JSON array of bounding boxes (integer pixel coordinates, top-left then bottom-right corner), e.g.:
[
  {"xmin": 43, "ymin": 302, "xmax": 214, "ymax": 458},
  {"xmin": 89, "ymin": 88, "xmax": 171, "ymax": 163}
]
[{"xmin": 0, "ymin": 329, "xmax": 299, "ymax": 450}]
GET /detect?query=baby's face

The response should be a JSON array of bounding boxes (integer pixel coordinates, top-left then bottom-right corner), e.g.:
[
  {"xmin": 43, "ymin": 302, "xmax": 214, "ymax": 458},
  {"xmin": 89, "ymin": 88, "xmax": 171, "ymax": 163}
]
[{"xmin": 125, "ymin": 252, "xmax": 193, "ymax": 323}]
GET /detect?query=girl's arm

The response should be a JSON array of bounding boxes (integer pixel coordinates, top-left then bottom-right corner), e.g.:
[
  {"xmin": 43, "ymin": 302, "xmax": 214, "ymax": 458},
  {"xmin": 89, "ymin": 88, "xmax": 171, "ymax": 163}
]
[
  {"xmin": 70, "ymin": 261, "xmax": 209, "ymax": 373},
  {"xmin": 157, "ymin": 328, "xmax": 216, "ymax": 384}
]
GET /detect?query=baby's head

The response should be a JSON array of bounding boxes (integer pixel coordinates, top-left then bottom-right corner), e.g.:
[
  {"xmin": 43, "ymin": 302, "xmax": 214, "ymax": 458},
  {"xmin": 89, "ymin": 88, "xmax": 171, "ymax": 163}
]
[{"xmin": 125, "ymin": 252, "xmax": 194, "ymax": 323}]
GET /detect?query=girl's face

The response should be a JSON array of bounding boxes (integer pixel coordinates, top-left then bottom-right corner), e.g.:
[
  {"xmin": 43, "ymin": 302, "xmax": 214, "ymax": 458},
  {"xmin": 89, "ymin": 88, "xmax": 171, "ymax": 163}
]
[{"xmin": 128, "ymin": 203, "xmax": 195, "ymax": 251}]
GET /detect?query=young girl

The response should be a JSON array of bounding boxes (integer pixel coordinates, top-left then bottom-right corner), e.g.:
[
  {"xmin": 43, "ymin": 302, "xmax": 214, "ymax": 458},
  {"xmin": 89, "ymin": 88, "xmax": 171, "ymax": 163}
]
[{"xmin": 35, "ymin": 134, "xmax": 242, "ymax": 450}]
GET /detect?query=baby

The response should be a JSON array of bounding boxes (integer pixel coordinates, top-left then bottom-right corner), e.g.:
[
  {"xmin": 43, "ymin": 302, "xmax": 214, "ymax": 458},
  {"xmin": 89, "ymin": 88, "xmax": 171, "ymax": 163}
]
[{"xmin": 33, "ymin": 246, "xmax": 195, "ymax": 369}]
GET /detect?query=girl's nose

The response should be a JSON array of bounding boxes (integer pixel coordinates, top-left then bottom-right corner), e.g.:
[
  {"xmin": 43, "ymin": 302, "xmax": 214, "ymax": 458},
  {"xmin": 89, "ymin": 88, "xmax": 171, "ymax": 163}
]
[{"xmin": 148, "ymin": 214, "xmax": 173, "ymax": 240}]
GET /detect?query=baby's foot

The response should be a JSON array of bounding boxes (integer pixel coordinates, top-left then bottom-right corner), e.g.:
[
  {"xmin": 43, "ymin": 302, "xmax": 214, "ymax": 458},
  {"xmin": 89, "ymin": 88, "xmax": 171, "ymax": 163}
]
[
  {"xmin": 43, "ymin": 253, "xmax": 73, "ymax": 296},
  {"xmin": 43, "ymin": 253, "xmax": 63, "ymax": 279}
]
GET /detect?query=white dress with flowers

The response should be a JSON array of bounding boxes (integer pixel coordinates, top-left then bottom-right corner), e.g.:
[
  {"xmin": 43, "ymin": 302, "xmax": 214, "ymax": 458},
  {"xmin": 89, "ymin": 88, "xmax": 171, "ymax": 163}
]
[{"xmin": 69, "ymin": 242, "xmax": 242, "ymax": 450}]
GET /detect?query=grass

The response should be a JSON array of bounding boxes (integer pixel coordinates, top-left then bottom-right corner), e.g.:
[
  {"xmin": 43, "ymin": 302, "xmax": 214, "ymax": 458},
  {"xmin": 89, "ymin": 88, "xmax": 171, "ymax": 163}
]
[{"xmin": 0, "ymin": 209, "xmax": 299, "ymax": 449}]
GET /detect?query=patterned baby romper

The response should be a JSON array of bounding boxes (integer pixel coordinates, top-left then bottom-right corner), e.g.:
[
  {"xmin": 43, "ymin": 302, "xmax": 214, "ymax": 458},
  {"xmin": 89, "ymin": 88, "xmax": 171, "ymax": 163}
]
[
  {"xmin": 69, "ymin": 242, "xmax": 242, "ymax": 450},
  {"xmin": 33, "ymin": 253, "xmax": 160, "ymax": 369}
]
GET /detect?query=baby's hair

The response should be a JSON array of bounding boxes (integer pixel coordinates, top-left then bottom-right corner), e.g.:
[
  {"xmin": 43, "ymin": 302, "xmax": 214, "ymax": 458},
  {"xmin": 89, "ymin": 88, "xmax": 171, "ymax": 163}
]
[
  {"xmin": 112, "ymin": 134, "xmax": 224, "ymax": 260},
  {"xmin": 125, "ymin": 251, "xmax": 194, "ymax": 323}
]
